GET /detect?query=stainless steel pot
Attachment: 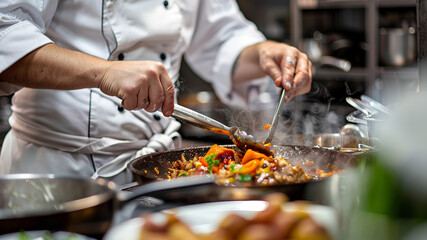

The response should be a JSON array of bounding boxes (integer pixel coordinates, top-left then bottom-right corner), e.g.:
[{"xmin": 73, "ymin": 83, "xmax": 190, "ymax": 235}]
[
  {"xmin": 379, "ymin": 27, "xmax": 416, "ymax": 66},
  {"xmin": 0, "ymin": 174, "xmax": 213, "ymax": 237}
]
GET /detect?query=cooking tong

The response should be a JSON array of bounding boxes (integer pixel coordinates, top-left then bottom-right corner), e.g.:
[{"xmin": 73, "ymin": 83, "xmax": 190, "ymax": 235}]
[
  {"xmin": 264, "ymin": 88, "xmax": 286, "ymax": 144},
  {"xmin": 172, "ymin": 104, "xmax": 272, "ymax": 156}
]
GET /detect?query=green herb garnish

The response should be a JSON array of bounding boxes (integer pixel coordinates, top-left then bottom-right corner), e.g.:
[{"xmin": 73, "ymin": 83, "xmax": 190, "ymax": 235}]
[
  {"xmin": 205, "ymin": 153, "xmax": 218, "ymax": 176},
  {"xmin": 230, "ymin": 164, "xmax": 236, "ymax": 172},
  {"xmin": 238, "ymin": 174, "xmax": 253, "ymax": 182},
  {"xmin": 178, "ymin": 171, "xmax": 188, "ymax": 177}
]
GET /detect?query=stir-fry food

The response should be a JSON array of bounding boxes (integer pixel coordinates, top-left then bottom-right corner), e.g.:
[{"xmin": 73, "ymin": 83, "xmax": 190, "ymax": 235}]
[
  {"xmin": 165, "ymin": 144, "xmax": 340, "ymax": 186},
  {"xmin": 139, "ymin": 193, "xmax": 332, "ymax": 240}
]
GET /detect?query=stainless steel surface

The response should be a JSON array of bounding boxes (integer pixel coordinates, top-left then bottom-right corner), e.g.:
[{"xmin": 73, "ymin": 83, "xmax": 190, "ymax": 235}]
[
  {"xmin": 264, "ymin": 88, "xmax": 286, "ymax": 144},
  {"xmin": 360, "ymin": 95, "xmax": 392, "ymax": 115},
  {"xmin": 0, "ymin": 174, "xmax": 214, "ymax": 236},
  {"xmin": 339, "ymin": 123, "xmax": 368, "ymax": 139},
  {"xmin": 379, "ymin": 27, "xmax": 416, "ymax": 67},
  {"xmin": 173, "ymin": 104, "xmax": 231, "ymax": 135},
  {"xmin": 346, "ymin": 97, "xmax": 378, "ymax": 117},
  {"xmin": 346, "ymin": 110, "xmax": 383, "ymax": 139},
  {"xmin": 173, "ymin": 104, "xmax": 272, "ymax": 155},
  {"xmin": 302, "ymin": 33, "xmax": 352, "ymax": 72}
]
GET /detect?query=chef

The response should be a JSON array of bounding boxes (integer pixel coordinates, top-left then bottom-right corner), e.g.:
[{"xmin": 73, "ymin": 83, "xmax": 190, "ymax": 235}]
[{"xmin": 0, "ymin": 1, "xmax": 312, "ymax": 184}]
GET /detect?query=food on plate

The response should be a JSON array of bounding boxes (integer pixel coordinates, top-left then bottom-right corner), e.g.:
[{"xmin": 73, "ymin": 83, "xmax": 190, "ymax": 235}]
[
  {"xmin": 165, "ymin": 144, "xmax": 340, "ymax": 186},
  {"xmin": 138, "ymin": 193, "xmax": 331, "ymax": 240}
]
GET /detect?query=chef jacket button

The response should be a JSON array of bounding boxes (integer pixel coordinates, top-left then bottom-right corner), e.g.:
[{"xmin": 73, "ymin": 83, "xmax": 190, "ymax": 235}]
[
  {"xmin": 117, "ymin": 105, "xmax": 124, "ymax": 112},
  {"xmin": 160, "ymin": 53, "xmax": 166, "ymax": 61},
  {"xmin": 163, "ymin": 1, "xmax": 169, "ymax": 8},
  {"xmin": 118, "ymin": 53, "xmax": 125, "ymax": 61},
  {"xmin": 153, "ymin": 114, "xmax": 161, "ymax": 121}
]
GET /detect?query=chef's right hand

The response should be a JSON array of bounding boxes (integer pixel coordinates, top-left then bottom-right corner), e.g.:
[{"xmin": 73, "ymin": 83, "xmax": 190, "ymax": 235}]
[{"xmin": 98, "ymin": 61, "xmax": 175, "ymax": 117}]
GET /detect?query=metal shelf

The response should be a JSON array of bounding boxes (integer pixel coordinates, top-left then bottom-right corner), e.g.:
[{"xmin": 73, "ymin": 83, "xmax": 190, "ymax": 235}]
[
  {"xmin": 299, "ymin": 0, "xmax": 415, "ymax": 9},
  {"xmin": 299, "ymin": 0, "xmax": 367, "ymax": 10},
  {"xmin": 314, "ymin": 67, "xmax": 367, "ymax": 80},
  {"xmin": 378, "ymin": 0, "xmax": 416, "ymax": 8}
]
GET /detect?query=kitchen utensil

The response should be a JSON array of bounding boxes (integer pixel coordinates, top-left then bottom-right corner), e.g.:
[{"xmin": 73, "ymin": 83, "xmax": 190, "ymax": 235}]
[
  {"xmin": 264, "ymin": 88, "xmax": 286, "ymax": 144},
  {"xmin": 379, "ymin": 27, "xmax": 416, "ymax": 67},
  {"xmin": 302, "ymin": 31, "xmax": 352, "ymax": 72},
  {"xmin": 172, "ymin": 104, "xmax": 272, "ymax": 155},
  {"xmin": 339, "ymin": 123, "xmax": 368, "ymax": 139},
  {"xmin": 0, "ymin": 174, "xmax": 214, "ymax": 237},
  {"xmin": 346, "ymin": 97, "xmax": 378, "ymax": 117},
  {"xmin": 346, "ymin": 110, "xmax": 383, "ymax": 139},
  {"xmin": 128, "ymin": 144, "xmax": 359, "ymax": 202},
  {"xmin": 361, "ymin": 95, "xmax": 392, "ymax": 115}
]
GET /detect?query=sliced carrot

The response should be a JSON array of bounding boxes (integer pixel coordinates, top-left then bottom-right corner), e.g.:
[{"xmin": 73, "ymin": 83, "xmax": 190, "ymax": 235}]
[
  {"xmin": 200, "ymin": 158, "xmax": 208, "ymax": 167},
  {"xmin": 264, "ymin": 124, "xmax": 271, "ymax": 130},
  {"xmin": 235, "ymin": 159, "xmax": 260, "ymax": 175},
  {"xmin": 241, "ymin": 149, "xmax": 268, "ymax": 164},
  {"xmin": 204, "ymin": 144, "xmax": 235, "ymax": 163},
  {"xmin": 212, "ymin": 165, "xmax": 220, "ymax": 174}
]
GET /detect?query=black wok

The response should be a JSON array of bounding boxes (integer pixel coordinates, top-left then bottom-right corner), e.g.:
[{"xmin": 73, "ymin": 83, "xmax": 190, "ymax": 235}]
[
  {"xmin": 0, "ymin": 174, "xmax": 213, "ymax": 238},
  {"xmin": 128, "ymin": 145, "xmax": 359, "ymax": 203}
]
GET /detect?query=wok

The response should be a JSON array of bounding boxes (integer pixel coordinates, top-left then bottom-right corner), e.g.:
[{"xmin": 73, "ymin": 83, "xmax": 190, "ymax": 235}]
[
  {"xmin": 0, "ymin": 174, "xmax": 213, "ymax": 238},
  {"xmin": 129, "ymin": 145, "xmax": 359, "ymax": 203}
]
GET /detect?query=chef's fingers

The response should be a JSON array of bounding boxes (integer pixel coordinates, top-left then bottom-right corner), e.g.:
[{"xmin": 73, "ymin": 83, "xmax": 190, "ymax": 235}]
[
  {"xmin": 145, "ymin": 72, "xmax": 165, "ymax": 114},
  {"xmin": 280, "ymin": 50, "xmax": 299, "ymax": 91},
  {"xmin": 285, "ymin": 57, "xmax": 312, "ymax": 101},
  {"xmin": 261, "ymin": 57, "xmax": 282, "ymax": 88},
  {"xmin": 135, "ymin": 80, "xmax": 150, "ymax": 110},
  {"xmin": 159, "ymin": 70, "xmax": 175, "ymax": 117},
  {"xmin": 122, "ymin": 95, "xmax": 138, "ymax": 110}
]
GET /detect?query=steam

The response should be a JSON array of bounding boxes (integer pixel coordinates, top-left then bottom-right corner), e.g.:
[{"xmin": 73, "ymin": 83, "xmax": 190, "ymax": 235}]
[{"xmin": 223, "ymin": 80, "xmax": 352, "ymax": 146}]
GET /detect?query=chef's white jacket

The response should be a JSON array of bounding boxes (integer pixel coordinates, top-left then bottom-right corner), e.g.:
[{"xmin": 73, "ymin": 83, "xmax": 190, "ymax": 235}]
[{"xmin": 0, "ymin": 0, "xmax": 268, "ymax": 184}]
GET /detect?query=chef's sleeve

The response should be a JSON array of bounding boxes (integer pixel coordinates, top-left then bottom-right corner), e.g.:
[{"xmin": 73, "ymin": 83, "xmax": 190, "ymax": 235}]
[
  {"xmin": 0, "ymin": 1, "xmax": 59, "ymax": 95},
  {"xmin": 184, "ymin": 0, "xmax": 269, "ymax": 108}
]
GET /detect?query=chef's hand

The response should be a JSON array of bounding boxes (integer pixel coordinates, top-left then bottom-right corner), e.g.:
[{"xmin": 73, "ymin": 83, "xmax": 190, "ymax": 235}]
[
  {"xmin": 99, "ymin": 61, "xmax": 175, "ymax": 117},
  {"xmin": 234, "ymin": 40, "xmax": 312, "ymax": 102}
]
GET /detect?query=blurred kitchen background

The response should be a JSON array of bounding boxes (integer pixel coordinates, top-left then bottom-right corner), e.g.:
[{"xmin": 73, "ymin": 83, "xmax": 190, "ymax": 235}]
[
  {"xmin": 176, "ymin": 0, "xmax": 418, "ymax": 145},
  {"xmin": 0, "ymin": 0, "xmax": 419, "ymax": 146}
]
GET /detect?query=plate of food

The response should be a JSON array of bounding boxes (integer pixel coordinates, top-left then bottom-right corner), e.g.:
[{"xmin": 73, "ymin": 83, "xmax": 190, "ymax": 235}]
[{"xmin": 104, "ymin": 193, "xmax": 338, "ymax": 240}]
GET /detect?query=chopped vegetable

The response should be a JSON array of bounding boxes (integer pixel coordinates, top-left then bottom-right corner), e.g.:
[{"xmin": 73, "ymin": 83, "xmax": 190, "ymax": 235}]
[
  {"xmin": 178, "ymin": 171, "xmax": 188, "ymax": 177},
  {"xmin": 204, "ymin": 144, "xmax": 235, "ymax": 164},
  {"xmin": 238, "ymin": 174, "xmax": 253, "ymax": 182},
  {"xmin": 264, "ymin": 124, "xmax": 271, "ymax": 130},
  {"xmin": 241, "ymin": 149, "xmax": 268, "ymax": 164},
  {"xmin": 154, "ymin": 167, "xmax": 160, "ymax": 175},
  {"xmin": 235, "ymin": 159, "xmax": 261, "ymax": 175}
]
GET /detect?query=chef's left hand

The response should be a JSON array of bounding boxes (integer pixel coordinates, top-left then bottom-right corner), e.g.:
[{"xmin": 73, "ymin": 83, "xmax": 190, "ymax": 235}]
[{"xmin": 234, "ymin": 40, "xmax": 312, "ymax": 102}]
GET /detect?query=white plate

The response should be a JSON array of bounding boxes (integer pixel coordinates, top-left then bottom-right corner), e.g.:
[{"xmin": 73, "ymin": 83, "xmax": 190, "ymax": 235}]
[{"xmin": 104, "ymin": 201, "xmax": 338, "ymax": 240}]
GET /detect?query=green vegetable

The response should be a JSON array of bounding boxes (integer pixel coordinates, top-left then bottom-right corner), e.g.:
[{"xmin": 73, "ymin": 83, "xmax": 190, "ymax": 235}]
[
  {"xmin": 18, "ymin": 231, "xmax": 29, "ymax": 240},
  {"xmin": 178, "ymin": 171, "xmax": 187, "ymax": 177},
  {"xmin": 43, "ymin": 232, "xmax": 54, "ymax": 240},
  {"xmin": 238, "ymin": 174, "xmax": 253, "ymax": 182},
  {"xmin": 230, "ymin": 164, "xmax": 236, "ymax": 172},
  {"xmin": 205, "ymin": 153, "xmax": 218, "ymax": 175}
]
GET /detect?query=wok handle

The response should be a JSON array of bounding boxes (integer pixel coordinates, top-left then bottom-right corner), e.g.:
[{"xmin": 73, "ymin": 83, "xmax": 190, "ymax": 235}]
[{"xmin": 118, "ymin": 175, "xmax": 215, "ymax": 205}]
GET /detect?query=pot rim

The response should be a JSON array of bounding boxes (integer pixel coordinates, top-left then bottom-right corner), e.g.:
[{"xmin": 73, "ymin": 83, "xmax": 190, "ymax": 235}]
[{"xmin": 0, "ymin": 174, "xmax": 116, "ymax": 219}]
